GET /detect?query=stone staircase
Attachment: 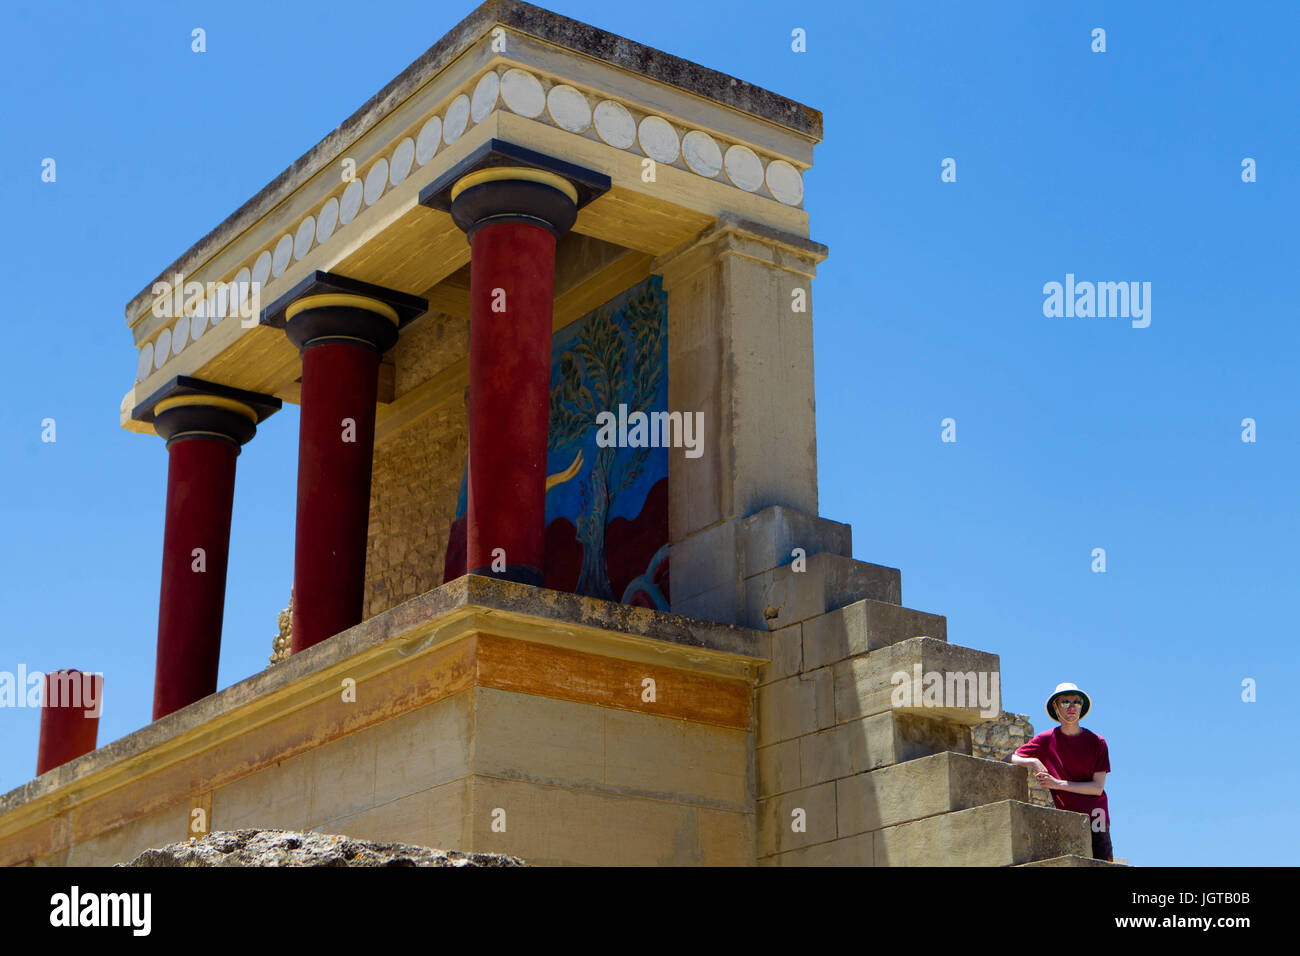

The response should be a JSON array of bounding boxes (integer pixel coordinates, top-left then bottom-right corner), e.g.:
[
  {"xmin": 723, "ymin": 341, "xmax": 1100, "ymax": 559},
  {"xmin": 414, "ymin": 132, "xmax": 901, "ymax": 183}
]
[{"xmin": 735, "ymin": 505, "xmax": 1114, "ymax": 866}]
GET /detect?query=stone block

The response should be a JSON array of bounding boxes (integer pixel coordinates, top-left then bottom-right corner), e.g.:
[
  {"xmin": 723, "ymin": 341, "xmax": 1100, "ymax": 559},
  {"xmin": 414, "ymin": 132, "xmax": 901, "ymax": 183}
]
[
  {"xmin": 472, "ymin": 687, "xmax": 605, "ymax": 789},
  {"xmin": 798, "ymin": 711, "xmax": 970, "ymax": 786},
  {"xmin": 1018, "ymin": 854, "xmax": 1126, "ymax": 867},
  {"xmin": 761, "ymin": 622, "xmax": 803, "ymax": 684},
  {"xmin": 603, "ymin": 707, "xmax": 750, "ymax": 811},
  {"xmin": 306, "ymin": 728, "xmax": 378, "ymax": 828},
  {"xmin": 669, "ymin": 519, "xmax": 738, "ymax": 605},
  {"xmin": 757, "ymin": 667, "xmax": 835, "ymax": 746},
  {"xmin": 699, "ymin": 809, "xmax": 756, "ymax": 866},
  {"xmin": 672, "ymin": 583, "xmax": 742, "ymax": 627},
  {"xmin": 65, "ymin": 802, "xmax": 190, "ymax": 866},
  {"xmin": 373, "ymin": 691, "xmax": 473, "ymax": 805},
  {"xmin": 803, "ymin": 599, "xmax": 947, "ymax": 671},
  {"xmin": 744, "ymin": 552, "xmax": 901, "ymax": 631},
  {"xmin": 757, "ymin": 738, "xmax": 801, "ymax": 796},
  {"xmin": 213, "ymin": 748, "xmax": 313, "ymax": 832},
  {"xmin": 738, "ymin": 505, "xmax": 851, "ymax": 578},
  {"xmin": 873, "ymin": 799, "xmax": 1091, "ymax": 866},
  {"xmin": 468, "ymin": 776, "xmax": 702, "ymax": 866},
  {"xmin": 757, "ymin": 781, "xmax": 836, "ymax": 856},
  {"xmin": 316, "ymin": 776, "xmax": 470, "ymax": 851},
  {"xmin": 836, "ymin": 752, "xmax": 1028, "ymax": 836},
  {"xmin": 774, "ymin": 832, "xmax": 873, "ymax": 866},
  {"xmin": 833, "ymin": 638, "xmax": 1000, "ymax": 726}
]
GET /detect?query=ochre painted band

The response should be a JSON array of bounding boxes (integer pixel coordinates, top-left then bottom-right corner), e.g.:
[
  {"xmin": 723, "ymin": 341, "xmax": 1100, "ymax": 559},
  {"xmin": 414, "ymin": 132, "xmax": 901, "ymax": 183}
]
[
  {"xmin": 155, "ymin": 394, "xmax": 258, "ymax": 423},
  {"xmin": 285, "ymin": 294, "xmax": 399, "ymax": 325},
  {"xmin": 451, "ymin": 166, "xmax": 579, "ymax": 205}
]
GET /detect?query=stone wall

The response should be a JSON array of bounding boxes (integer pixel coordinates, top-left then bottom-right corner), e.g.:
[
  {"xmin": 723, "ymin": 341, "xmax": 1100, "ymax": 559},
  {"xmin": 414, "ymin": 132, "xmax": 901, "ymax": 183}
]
[
  {"xmin": 972, "ymin": 711, "xmax": 1052, "ymax": 808},
  {"xmin": 363, "ymin": 314, "xmax": 469, "ymax": 621}
]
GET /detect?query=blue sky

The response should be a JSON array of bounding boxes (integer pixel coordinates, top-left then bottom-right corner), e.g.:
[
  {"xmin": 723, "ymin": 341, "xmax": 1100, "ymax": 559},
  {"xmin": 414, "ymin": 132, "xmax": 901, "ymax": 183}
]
[{"xmin": 1, "ymin": 0, "xmax": 1296, "ymax": 865}]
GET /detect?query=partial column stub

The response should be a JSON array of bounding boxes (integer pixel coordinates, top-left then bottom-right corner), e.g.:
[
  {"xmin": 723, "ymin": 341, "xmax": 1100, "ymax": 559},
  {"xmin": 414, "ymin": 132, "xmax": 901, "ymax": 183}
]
[
  {"xmin": 133, "ymin": 376, "xmax": 281, "ymax": 719},
  {"xmin": 421, "ymin": 140, "xmax": 609, "ymax": 586}
]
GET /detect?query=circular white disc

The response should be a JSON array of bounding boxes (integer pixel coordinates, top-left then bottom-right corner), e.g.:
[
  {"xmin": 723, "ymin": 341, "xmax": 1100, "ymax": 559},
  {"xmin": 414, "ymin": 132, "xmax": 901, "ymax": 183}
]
[
  {"xmin": 724, "ymin": 144, "xmax": 764, "ymax": 191},
  {"xmin": 191, "ymin": 299, "xmax": 208, "ymax": 341},
  {"xmin": 212, "ymin": 285, "xmax": 228, "ymax": 325},
  {"xmin": 682, "ymin": 130, "xmax": 723, "ymax": 178},
  {"xmin": 500, "ymin": 68, "xmax": 545, "ymax": 118},
  {"xmin": 316, "ymin": 197, "xmax": 339, "ymax": 244},
  {"xmin": 364, "ymin": 158, "xmax": 388, "ymax": 207},
  {"xmin": 389, "ymin": 138, "xmax": 415, "ymax": 186},
  {"xmin": 416, "ymin": 116, "xmax": 442, "ymax": 165},
  {"xmin": 172, "ymin": 317, "xmax": 189, "ymax": 355},
  {"xmin": 638, "ymin": 115, "xmax": 680, "ymax": 164},
  {"xmin": 251, "ymin": 250, "xmax": 272, "ymax": 290},
  {"xmin": 593, "ymin": 100, "xmax": 636, "ymax": 149},
  {"xmin": 154, "ymin": 328, "xmax": 171, "ymax": 369},
  {"xmin": 546, "ymin": 84, "xmax": 591, "ymax": 132},
  {"xmin": 339, "ymin": 179, "xmax": 363, "ymax": 224},
  {"xmin": 137, "ymin": 343, "xmax": 154, "ymax": 382},
  {"xmin": 271, "ymin": 234, "xmax": 294, "ymax": 276},
  {"xmin": 471, "ymin": 71, "xmax": 500, "ymax": 123},
  {"xmin": 443, "ymin": 94, "xmax": 470, "ymax": 145},
  {"xmin": 765, "ymin": 160, "xmax": 804, "ymax": 205},
  {"xmin": 294, "ymin": 216, "xmax": 315, "ymax": 260}
]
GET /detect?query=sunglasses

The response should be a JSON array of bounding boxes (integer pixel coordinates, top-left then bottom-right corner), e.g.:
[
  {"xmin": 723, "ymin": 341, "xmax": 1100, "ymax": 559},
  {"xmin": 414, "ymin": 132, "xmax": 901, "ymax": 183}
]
[{"xmin": 1056, "ymin": 699, "xmax": 1082, "ymax": 708}]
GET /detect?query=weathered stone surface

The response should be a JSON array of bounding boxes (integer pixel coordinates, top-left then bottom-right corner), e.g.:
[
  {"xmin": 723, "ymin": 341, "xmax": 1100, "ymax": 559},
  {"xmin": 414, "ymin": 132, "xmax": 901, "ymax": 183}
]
[
  {"xmin": 744, "ymin": 552, "xmax": 902, "ymax": 631},
  {"xmin": 119, "ymin": 829, "xmax": 524, "ymax": 867},
  {"xmin": 802, "ymin": 599, "xmax": 947, "ymax": 671}
]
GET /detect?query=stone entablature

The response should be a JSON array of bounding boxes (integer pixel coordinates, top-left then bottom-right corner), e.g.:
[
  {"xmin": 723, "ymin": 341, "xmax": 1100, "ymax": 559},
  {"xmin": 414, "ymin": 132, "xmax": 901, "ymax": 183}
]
[{"xmin": 121, "ymin": 0, "xmax": 821, "ymax": 433}]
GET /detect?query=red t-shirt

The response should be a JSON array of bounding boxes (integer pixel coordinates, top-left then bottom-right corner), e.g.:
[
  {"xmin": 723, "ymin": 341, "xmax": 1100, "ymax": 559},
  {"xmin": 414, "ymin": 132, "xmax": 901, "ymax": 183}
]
[{"xmin": 1015, "ymin": 727, "xmax": 1111, "ymax": 827}]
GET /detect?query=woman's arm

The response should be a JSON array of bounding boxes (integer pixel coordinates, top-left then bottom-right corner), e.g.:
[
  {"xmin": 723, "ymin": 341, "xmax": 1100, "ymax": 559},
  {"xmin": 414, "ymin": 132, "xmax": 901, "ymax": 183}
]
[{"xmin": 1040, "ymin": 770, "xmax": 1107, "ymax": 796}]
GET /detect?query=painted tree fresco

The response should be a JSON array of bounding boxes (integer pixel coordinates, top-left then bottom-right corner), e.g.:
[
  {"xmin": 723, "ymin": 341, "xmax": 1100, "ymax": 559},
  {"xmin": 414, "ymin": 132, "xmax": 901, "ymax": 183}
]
[{"xmin": 443, "ymin": 275, "xmax": 669, "ymax": 608}]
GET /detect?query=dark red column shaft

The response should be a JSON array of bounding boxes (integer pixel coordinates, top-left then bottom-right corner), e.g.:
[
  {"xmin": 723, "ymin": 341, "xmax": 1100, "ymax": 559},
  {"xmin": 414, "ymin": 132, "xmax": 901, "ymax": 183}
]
[
  {"xmin": 153, "ymin": 436, "xmax": 237, "ymax": 719},
  {"xmin": 291, "ymin": 340, "xmax": 381, "ymax": 652},
  {"xmin": 37, "ymin": 670, "xmax": 103, "ymax": 775},
  {"xmin": 467, "ymin": 221, "xmax": 557, "ymax": 584}
]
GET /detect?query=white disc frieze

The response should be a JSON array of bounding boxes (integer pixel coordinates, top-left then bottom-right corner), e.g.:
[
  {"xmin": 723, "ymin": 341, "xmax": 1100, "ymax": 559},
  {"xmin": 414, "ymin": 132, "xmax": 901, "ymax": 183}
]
[
  {"xmin": 137, "ymin": 343, "xmax": 153, "ymax": 383},
  {"xmin": 638, "ymin": 115, "xmax": 680, "ymax": 164},
  {"xmin": 154, "ymin": 328, "xmax": 171, "ymax": 370},
  {"xmin": 172, "ymin": 316, "xmax": 189, "ymax": 355},
  {"xmin": 363, "ymin": 158, "xmax": 388, "ymax": 207},
  {"xmin": 339, "ymin": 179, "xmax": 363, "ymax": 224},
  {"xmin": 389, "ymin": 138, "xmax": 415, "ymax": 186},
  {"xmin": 316, "ymin": 198, "xmax": 339, "ymax": 244},
  {"xmin": 272, "ymin": 234, "xmax": 294, "ymax": 277},
  {"xmin": 546, "ymin": 84, "xmax": 591, "ymax": 132},
  {"xmin": 500, "ymin": 68, "xmax": 545, "ymax": 118},
  {"xmin": 682, "ymin": 130, "xmax": 723, "ymax": 178},
  {"xmin": 251, "ymin": 250, "xmax": 272, "ymax": 291},
  {"xmin": 471, "ymin": 71, "xmax": 500, "ymax": 123},
  {"xmin": 416, "ymin": 116, "xmax": 442, "ymax": 165},
  {"xmin": 294, "ymin": 216, "xmax": 315, "ymax": 260},
  {"xmin": 593, "ymin": 100, "xmax": 636, "ymax": 149},
  {"xmin": 724, "ymin": 144, "xmax": 764, "ymax": 192},
  {"xmin": 443, "ymin": 94, "xmax": 470, "ymax": 144},
  {"xmin": 765, "ymin": 160, "xmax": 804, "ymax": 205}
]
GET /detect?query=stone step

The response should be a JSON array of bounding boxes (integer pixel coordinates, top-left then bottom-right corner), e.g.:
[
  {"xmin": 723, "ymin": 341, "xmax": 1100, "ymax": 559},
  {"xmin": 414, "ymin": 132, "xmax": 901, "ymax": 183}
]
[
  {"xmin": 836, "ymin": 752, "xmax": 1028, "ymax": 836},
  {"xmin": 873, "ymin": 799, "xmax": 1091, "ymax": 866},
  {"xmin": 737, "ymin": 505, "xmax": 852, "ymax": 577},
  {"xmin": 744, "ymin": 552, "xmax": 901, "ymax": 631},
  {"xmin": 760, "ymin": 712, "xmax": 973, "ymax": 792},
  {"xmin": 803, "ymin": 598, "xmax": 947, "ymax": 671},
  {"xmin": 833, "ymin": 636, "xmax": 1001, "ymax": 727}
]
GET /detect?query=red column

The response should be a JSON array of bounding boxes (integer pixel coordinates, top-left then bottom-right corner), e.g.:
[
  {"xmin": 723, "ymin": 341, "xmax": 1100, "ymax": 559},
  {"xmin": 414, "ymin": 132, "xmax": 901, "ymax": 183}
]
[
  {"xmin": 467, "ymin": 222, "xmax": 556, "ymax": 584},
  {"xmin": 36, "ymin": 670, "xmax": 102, "ymax": 775},
  {"xmin": 291, "ymin": 340, "xmax": 380, "ymax": 652},
  {"xmin": 449, "ymin": 168, "xmax": 578, "ymax": 586},
  {"xmin": 136, "ymin": 380, "xmax": 278, "ymax": 721},
  {"xmin": 153, "ymin": 434, "xmax": 237, "ymax": 719},
  {"xmin": 284, "ymin": 298, "xmax": 399, "ymax": 653}
]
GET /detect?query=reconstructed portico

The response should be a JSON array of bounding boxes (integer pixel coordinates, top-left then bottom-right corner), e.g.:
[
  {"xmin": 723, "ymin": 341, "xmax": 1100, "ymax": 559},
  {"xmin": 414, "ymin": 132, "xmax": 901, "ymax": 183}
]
[{"xmin": 0, "ymin": 0, "xmax": 1113, "ymax": 867}]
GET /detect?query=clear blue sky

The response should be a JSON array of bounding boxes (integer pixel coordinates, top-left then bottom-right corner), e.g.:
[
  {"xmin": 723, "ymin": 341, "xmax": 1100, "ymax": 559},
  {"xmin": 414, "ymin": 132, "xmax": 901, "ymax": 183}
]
[{"xmin": 1, "ymin": 1, "xmax": 1295, "ymax": 865}]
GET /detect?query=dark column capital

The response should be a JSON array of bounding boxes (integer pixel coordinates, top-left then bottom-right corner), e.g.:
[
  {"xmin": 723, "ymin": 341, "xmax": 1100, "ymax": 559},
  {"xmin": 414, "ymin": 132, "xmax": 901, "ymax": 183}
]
[
  {"xmin": 261, "ymin": 270, "xmax": 427, "ymax": 356},
  {"xmin": 132, "ymin": 375, "xmax": 281, "ymax": 450}
]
